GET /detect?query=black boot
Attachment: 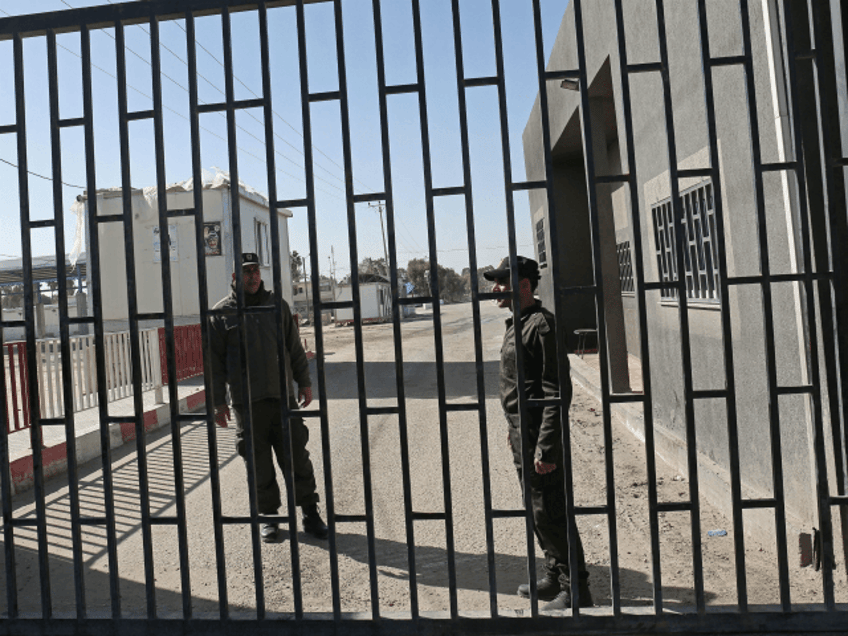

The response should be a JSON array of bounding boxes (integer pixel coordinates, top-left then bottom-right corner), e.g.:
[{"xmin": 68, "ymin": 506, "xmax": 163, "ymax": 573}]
[
  {"xmin": 301, "ymin": 504, "xmax": 329, "ymax": 539},
  {"xmin": 542, "ymin": 579, "xmax": 593, "ymax": 610},
  {"xmin": 517, "ymin": 571, "xmax": 561, "ymax": 601},
  {"xmin": 260, "ymin": 522, "xmax": 278, "ymax": 543}
]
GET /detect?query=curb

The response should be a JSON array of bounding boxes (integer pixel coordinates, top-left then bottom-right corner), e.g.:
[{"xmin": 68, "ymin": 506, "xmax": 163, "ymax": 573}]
[{"xmin": 9, "ymin": 390, "xmax": 206, "ymax": 497}]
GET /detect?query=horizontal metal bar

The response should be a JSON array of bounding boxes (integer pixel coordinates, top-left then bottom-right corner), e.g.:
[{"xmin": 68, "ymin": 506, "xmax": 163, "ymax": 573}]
[
  {"xmin": 167, "ymin": 208, "xmax": 196, "ymax": 218},
  {"xmin": 443, "ymin": 403, "xmax": 481, "ymax": 412},
  {"xmin": 740, "ymin": 498, "xmax": 778, "ymax": 510},
  {"xmin": 726, "ymin": 272, "xmax": 832, "ymax": 285},
  {"xmin": 761, "ymin": 161, "xmax": 800, "ymax": 172},
  {"xmin": 677, "ymin": 168, "xmax": 713, "ymax": 179},
  {"xmin": 220, "ymin": 516, "xmax": 256, "ymax": 525},
  {"xmin": 527, "ymin": 398, "xmax": 563, "ymax": 409},
  {"xmin": 78, "ymin": 517, "xmax": 109, "ymax": 526},
  {"xmin": 0, "ymin": 0, "xmax": 330, "ymax": 40},
  {"xmin": 299, "ymin": 411, "xmax": 322, "ymax": 419},
  {"xmin": 595, "ymin": 174, "xmax": 630, "ymax": 184},
  {"xmin": 95, "ymin": 214, "xmax": 126, "ymax": 223},
  {"xmin": 395, "ymin": 297, "xmax": 424, "ymax": 306},
  {"xmin": 544, "ymin": 69, "xmax": 580, "ymax": 80},
  {"xmin": 67, "ymin": 316, "xmax": 95, "ymax": 325},
  {"xmin": 0, "ymin": 124, "xmax": 16, "ymax": 134},
  {"xmin": 643, "ymin": 281, "xmax": 669, "ymax": 291},
  {"xmin": 776, "ymin": 385, "xmax": 814, "ymax": 395},
  {"xmin": 478, "ymin": 291, "xmax": 509, "ymax": 301},
  {"xmin": 608, "ymin": 393, "xmax": 646, "ymax": 404},
  {"xmin": 795, "ymin": 49, "xmax": 817, "ymax": 60},
  {"xmin": 58, "ymin": 117, "xmax": 85, "ymax": 128},
  {"xmin": 830, "ymin": 495, "xmax": 848, "ymax": 505},
  {"xmin": 490, "ymin": 509, "xmax": 526, "ymax": 519},
  {"xmin": 6, "ymin": 518, "xmax": 39, "ymax": 527},
  {"xmin": 309, "ymin": 90, "xmax": 341, "ymax": 103},
  {"xmin": 321, "ymin": 301, "xmax": 354, "ymax": 310},
  {"xmin": 692, "ymin": 389, "xmax": 728, "ymax": 399},
  {"xmin": 276, "ymin": 199, "xmax": 309, "ymax": 208},
  {"xmin": 39, "ymin": 418, "xmax": 66, "ymax": 426},
  {"xmin": 385, "ymin": 83, "xmax": 419, "ymax": 95},
  {"xmin": 351, "ymin": 192, "xmax": 387, "ymax": 203},
  {"xmin": 197, "ymin": 97, "xmax": 265, "ymax": 113},
  {"xmin": 365, "ymin": 406, "xmax": 399, "ymax": 416},
  {"xmin": 627, "ymin": 61, "xmax": 663, "ymax": 74},
  {"xmin": 126, "ymin": 109, "xmax": 155, "ymax": 122},
  {"xmin": 149, "ymin": 517, "xmax": 179, "ymax": 526},
  {"xmin": 656, "ymin": 501, "xmax": 693, "ymax": 513},
  {"xmin": 432, "ymin": 186, "xmax": 465, "ymax": 197},
  {"xmin": 573, "ymin": 505, "xmax": 609, "ymax": 516},
  {"xmin": 835, "ymin": 157, "xmax": 848, "ymax": 167},
  {"xmin": 29, "ymin": 219, "xmax": 56, "ymax": 229},
  {"xmin": 510, "ymin": 180, "xmax": 546, "ymax": 191},
  {"xmin": 0, "ymin": 320, "xmax": 26, "ymax": 328},
  {"xmin": 105, "ymin": 416, "xmax": 138, "ymax": 425},
  {"xmin": 411, "ymin": 512, "xmax": 447, "ymax": 521},
  {"xmin": 177, "ymin": 414, "xmax": 204, "ymax": 423},
  {"xmin": 555, "ymin": 284, "xmax": 598, "ymax": 296},
  {"xmin": 710, "ymin": 54, "xmax": 747, "ymax": 67},
  {"xmin": 463, "ymin": 76, "xmax": 498, "ymax": 88},
  {"xmin": 136, "ymin": 312, "xmax": 166, "ymax": 321}
]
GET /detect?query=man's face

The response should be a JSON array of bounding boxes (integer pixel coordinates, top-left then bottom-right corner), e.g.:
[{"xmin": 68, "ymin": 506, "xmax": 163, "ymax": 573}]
[
  {"xmin": 237, "ymin": 264, "xmax": 262, "ymax": 294},
  {"xmin": 492, "ymin": 277, "xmax": 512, "ymax": 309}
]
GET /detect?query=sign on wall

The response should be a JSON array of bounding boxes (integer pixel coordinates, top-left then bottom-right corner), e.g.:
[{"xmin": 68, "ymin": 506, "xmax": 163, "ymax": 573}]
[
  {"xmin": 204, "ymin": 222, "xmax": 222, "ymax": 256},
  {"xmin": 153, "ymin": 225, "xmax": 178, "ymax": 262}
]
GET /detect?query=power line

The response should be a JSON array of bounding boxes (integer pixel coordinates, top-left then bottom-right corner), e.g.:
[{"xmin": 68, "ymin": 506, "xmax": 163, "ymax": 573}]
[{"xmin": 0, "ymin": 157, "xmax": 86, "ymax": 189}]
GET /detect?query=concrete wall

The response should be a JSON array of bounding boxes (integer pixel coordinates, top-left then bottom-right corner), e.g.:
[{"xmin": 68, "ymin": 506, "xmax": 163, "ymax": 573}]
[
  {"xmin": 523, "ymin": 0, "xmax": 846, "ymax": 538},
  {"xmin": 87, "ymin": 185, "xmax": 293, "ymax": 326}
]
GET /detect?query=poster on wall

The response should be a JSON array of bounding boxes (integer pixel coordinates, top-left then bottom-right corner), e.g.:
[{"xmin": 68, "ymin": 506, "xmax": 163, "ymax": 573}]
[
  {"xmin": 153, "ymin": 225, "xmax": 178, "ymax": 262},
  {"xmin": 204, "ymin": 222, "xmax": 222, "ymax": 256}
]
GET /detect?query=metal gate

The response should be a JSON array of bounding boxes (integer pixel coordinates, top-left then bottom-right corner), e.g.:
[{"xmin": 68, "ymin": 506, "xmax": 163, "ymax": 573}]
[{"xmin": 0, "ymin": 0, "xmax": 846, "ymax": 633}]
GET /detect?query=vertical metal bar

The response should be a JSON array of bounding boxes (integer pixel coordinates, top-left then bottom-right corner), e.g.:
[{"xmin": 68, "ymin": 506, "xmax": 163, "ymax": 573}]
[
  {"xmin": 14, "ymin": 31, "xmax": 53, "ymax": 618},
  {"xmin": 292, "ymin": 0, "xmax": 342, "ymax": 618},
  {"xmin": 409, "ymin": 0, "xmax": 459, "ymax": 616},
  {"xmin": 114, "ymin": 19, "xmax": 158, "ymax": 617},
  {"xmin": 610, "ymin": 0, "xmax": 664, "ymax": 612},
  {"xmin": 450, "ymin": 0, "xmax": 498, "ymax": 617},
  {"xmin": 806, "ymin": 0, "xmax": 848, "ymax": 586},
  {"xmin": 369, "ymin": 0, "xmax": 420, "ymax": 617},
  {"xmin": 694, "ymin": 0, "xmax": 749, "ymax": 609},
  {"xmin": 570, "ymin": 0, "xmax": 622, "ymax": 614},
  {"xmin": 0, "ymin": 317, "xmax": 18, "ymax": 618},
  {"xmin": 256, "ymin": 1, "xmax": 304, "ymax": 618},
  {"xmin": 46, "ymin": 27, "xmax": 86, "ymax": 618},
  {"xmin": 81, "ymin": 23, "xmax": 122, "ymax": 617},
  {"xmin": 328, "ymin": 0, "xmax": 383, "ymax": 616},
  {"xmin": 148, "ymin": 12, "xmax": 193, "ymax": 617},
  {"xmin": 184, "ymin": 9, "xmax": 229, "ymax": 618},
  {"xmin": 9, "ymin": 344, "xmax": 20, "ymax": 433},
  {"xmin": 220, "ymin": 6, "xmax": 267, "ymax": 616},
  {"xmin": 652, "ymin": 0, "xmax": 706, "ymax": 611},
  {"xmin": 781, "ymin": 0, "xmax": 836, "ymax": 606}
]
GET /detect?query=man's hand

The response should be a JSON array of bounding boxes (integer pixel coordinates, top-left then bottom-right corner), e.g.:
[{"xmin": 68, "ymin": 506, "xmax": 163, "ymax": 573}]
[
  {"xmin": 298, "ymin": 386, "xmax": 313, "ymax": 408},
  {"xmin": 214, "ymin": 405, "xmax": 231, "ymax": 428},
  {"xmin": 535, "ymin": 459, "xmax": 557, "ymax": 475}
]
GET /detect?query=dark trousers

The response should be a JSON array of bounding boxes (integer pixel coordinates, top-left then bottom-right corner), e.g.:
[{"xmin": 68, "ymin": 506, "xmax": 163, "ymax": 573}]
[
  {"xmin": 511, "ymin": 428, "xmax": 588, "ymax": 587},
  {"xmin": 233, "ymin": 398, "xmax": 319, "ymax": 514}
]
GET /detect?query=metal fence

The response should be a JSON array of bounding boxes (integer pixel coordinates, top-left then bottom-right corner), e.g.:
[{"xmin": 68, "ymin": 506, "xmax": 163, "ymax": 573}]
[{"xmin": 0, "ymin": 0, "xmax": 846, "ymax": 634}]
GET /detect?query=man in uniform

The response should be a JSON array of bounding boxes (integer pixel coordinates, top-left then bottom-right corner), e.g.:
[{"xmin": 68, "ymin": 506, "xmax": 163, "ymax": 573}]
[
  {"xmin": 484, "ymin": 255, "xmax": 592, "ymax": 609},
  {"xmin": 209, "ymin": 252, "xmax": 328, "ymax": 543}
]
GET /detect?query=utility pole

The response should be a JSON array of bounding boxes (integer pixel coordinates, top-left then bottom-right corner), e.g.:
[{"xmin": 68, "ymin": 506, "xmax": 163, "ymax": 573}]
[{"xmin": 368, "ymin": 200, "xmax": 390, "ymax": 279}]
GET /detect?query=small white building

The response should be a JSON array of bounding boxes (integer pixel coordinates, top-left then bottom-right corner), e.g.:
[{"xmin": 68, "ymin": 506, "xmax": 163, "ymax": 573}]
[
  {"xmin": 78, "ymin": 170, "xmax": 294, "ymax": 328},
  {"xmin": 334, "ymin": 274, "xmax": 391, "ymax": 324}
]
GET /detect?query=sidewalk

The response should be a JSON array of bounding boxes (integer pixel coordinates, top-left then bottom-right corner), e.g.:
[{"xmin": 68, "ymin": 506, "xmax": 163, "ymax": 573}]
[{"xmin": 7, "ymin": 377, "xmax": 206, "ymax": 496}]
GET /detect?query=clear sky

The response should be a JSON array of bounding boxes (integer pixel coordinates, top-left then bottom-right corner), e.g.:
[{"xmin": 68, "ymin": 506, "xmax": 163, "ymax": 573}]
[{"xmin": 0, "ymin": 0, "xmax": 567, "ymax": 281}]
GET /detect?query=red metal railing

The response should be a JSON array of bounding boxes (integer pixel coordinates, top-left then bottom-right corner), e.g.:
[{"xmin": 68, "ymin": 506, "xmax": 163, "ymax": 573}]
[
  {"xmin": 159, "ymin": 324, "xmax": 204, "ymax": 384},
  {"xmin": 4, "ymin": 342, "xmax": 32, "ymax": 434}
]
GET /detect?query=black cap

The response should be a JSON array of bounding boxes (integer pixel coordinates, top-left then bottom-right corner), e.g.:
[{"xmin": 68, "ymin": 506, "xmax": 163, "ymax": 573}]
[
  {"xmin": 241, "ymin": 253, "xmax": 260, "ymax": 266},
  {"xmin": 483, "ymin": 256, "xmax": 540, "ymax": 283}
]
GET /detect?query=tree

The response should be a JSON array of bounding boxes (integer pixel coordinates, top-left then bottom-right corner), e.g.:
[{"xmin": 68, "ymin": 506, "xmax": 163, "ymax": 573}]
[
  {"xmin": 405, "ymin": 258, "xmax": 468, "ymax": 303},
  {"xmin": 358, "ymin": 257, "xmax": 388, "ymax": 277},
  {"xmin": 290, "ymin": 250, "xmax": 303, "ymax": 282}
]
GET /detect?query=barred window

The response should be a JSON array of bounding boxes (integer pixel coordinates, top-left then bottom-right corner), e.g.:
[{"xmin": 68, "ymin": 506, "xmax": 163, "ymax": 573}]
[
  {"xmin": 535, "ymin": 218, "xmax": 547, "ymax": 267},
  {"xmin": 651, "ymin": 181, "xmax": 720, "ymax": 302},
  {"xmin": 255, "ymin": 219, "xmax": 270, "ymax": 266},
  {"xmin": 617, "ymin": 241, "xmax": 634, "ymax": 293}
]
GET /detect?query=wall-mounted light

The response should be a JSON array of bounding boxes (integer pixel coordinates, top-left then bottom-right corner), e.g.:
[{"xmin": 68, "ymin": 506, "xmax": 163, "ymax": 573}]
[{"xmin": 560, "ymin": 78, "xmax": 579, "ymax": 91}]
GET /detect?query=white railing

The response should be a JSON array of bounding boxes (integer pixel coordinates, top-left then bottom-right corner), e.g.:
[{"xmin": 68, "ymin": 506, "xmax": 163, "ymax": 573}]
[{"xmin": 35, "ymin": 328, "xmax": 163, "ymax": 419}]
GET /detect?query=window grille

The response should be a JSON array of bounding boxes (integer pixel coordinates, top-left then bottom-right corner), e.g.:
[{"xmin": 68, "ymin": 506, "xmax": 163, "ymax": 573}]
[
  {"xmin": 651, "ymin": 181, "xmax": 720, "ymax": 302},
  {"xmin": 617, "ymin": 240, "xmax": 634, "ymax": 293},
  {"xmin": 536, "ymin": 217, "xmax": 547, "ymax": 267}
]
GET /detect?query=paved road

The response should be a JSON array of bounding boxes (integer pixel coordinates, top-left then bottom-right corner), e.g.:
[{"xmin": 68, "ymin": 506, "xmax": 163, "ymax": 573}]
[{"xmin": 2, "ymin": 301, "xmax": 542, "ymax": 618}]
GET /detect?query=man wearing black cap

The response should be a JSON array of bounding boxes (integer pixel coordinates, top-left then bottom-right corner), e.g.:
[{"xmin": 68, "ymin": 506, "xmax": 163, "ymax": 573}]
[
  {"xmin": 208, "ymin": 253, "xmax": 328, "ymax": 543},
  {"xmin": 484, "ymin": 255, "xmax": 591, "ymax": 609}
]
